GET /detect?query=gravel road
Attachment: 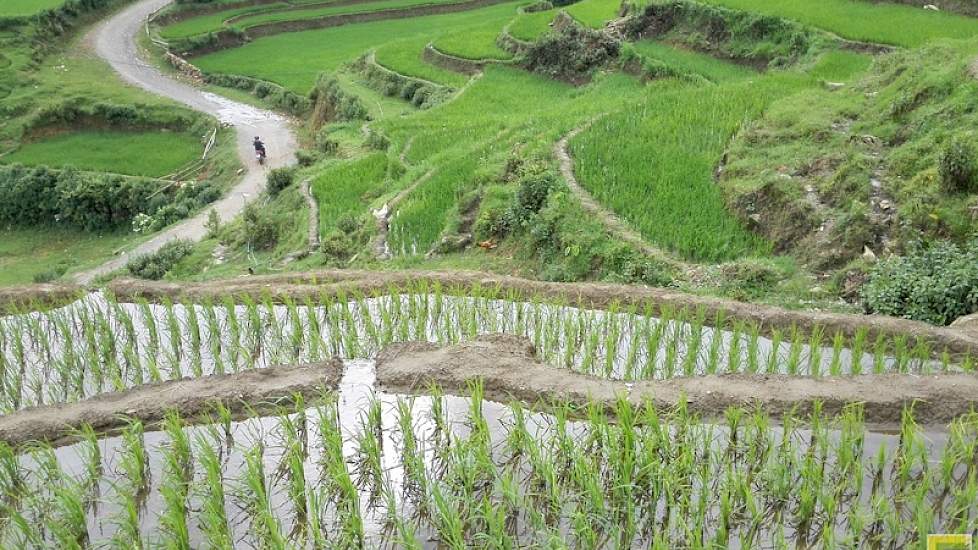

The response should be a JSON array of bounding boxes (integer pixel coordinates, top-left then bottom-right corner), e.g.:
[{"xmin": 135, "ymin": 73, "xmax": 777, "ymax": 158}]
[{"xmin": 73, "ymin": 0, "xmax": 297, "ymax": 284}]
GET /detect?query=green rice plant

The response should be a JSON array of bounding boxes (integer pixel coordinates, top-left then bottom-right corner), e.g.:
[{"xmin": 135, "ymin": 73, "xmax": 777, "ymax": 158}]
[
  {"xmin": 159, "ymin": 412, "xmax": 192, "ymax": 548},
  {"xmin": 194, "ymin": 430, "xmax": 233, "ymax": 549},
  {"xmin": 238, "ymin": 445, "xmax": 288, "ymax": 549},
  {"xmin": 694, "ymin": 0, "xmax": 978, "ymax": 48}
]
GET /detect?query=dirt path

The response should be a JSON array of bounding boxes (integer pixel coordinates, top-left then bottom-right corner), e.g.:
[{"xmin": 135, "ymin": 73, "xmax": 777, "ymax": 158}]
[
  {"xmin": 378, "ymin": 334, "xmax": 978, "ymax": 425},
  {"xmin": 72, "ymin": 0, "xmax": 298, "ymax": 284},
  {"xmin": 555, "ymin": 127, "xmax": 677, "ymax": 265},
  {"xmin": 0, "ymin": 359, "xmax": 342, "ymax": 447}
]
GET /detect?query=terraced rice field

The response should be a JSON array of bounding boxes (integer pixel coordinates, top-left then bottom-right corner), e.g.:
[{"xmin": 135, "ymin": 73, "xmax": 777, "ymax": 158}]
[
  {"xmin": 0, "ymin": 0, "xmax": 64, "ymax": 17},
  {"xmin": 695, "ymin": 0, "xmax": 978, "ymax": 47},
  {"xmin": 1, "ymin": 130, "xmax": 201, "ymax": 177},
  {"xmin": 1, "ymin": 282, "xmax": 976, "ymax": 547},
  {"xmin": 192, "ymin": 1, "xmax": 521, "ymax": 91}
]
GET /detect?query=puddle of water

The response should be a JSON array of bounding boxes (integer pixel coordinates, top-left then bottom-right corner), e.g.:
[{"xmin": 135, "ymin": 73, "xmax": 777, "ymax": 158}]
[{"xmin": 5, "ymin": 360, "xmax": 963, "ymax": 548}]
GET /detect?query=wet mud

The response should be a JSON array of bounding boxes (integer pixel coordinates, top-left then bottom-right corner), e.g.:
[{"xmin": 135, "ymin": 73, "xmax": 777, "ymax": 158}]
[{"xmin": 0, "ymin": 358, "xmax": 342, "ymax": 447}]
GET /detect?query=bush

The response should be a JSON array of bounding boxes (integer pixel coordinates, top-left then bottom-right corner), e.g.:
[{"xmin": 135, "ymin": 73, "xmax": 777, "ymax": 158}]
[
  {"xmin": 336, "ymin": 213, "xmax": 360, "ymax": 234},
  {"xmin": 938, "ymin": 135, "xmax": 978, "ymax": 193},
  {"xmin": 240, "ymin": 203, "xmax": 278, "ymax": 250},
  {"xmin": 860, "ymin": 238, "xmax": 978, "ymax": 325},
  {"xmin": 266, "ymin": 168, "xmax": 295, "ymax": 196},
  {"xmin": 126, "ymin": 240, "xmax": 194, "ymax": 280},
  {"xmin": 510, "ymin": 167, "xmax": 557, "ymax": 225},
  {"xmin": 32, "ymin": 263, "xmax": 68, "ymax": 284},
  {"xmin": 520, "ymin": 22, "xmax": 620, "ymax": 83},
  {"xmin": 321, "ymin": 230, "xmax": 353, "ymax": 260}
]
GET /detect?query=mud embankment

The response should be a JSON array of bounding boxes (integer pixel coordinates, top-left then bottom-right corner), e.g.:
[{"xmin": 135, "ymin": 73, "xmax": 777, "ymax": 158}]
[
  {"xmin": 155, "ymin": 0, "xmax": 281, "ymax": 25},
  {"xmin": 105, "ymin": 269, "xmax": 978, "ymax": 359},
  {"xmin": 377, "ymin": 334, "xmax": 978, "ymax": 425},
  {"xmin": 0, "ymin": 284, "xmax": 84, "ymax": 315},
  {"xmin": 0, "ymin": 359, "xmax": 343, "ymax": 447},
  {"xmin": 422, "ymin": 43, "xmax": 487, "ymax": 75}
]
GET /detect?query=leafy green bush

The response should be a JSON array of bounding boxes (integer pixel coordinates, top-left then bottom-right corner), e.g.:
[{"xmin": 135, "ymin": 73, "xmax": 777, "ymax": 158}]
[
  {"xmin": 938, "ymin": 135, "xmax": 978, "ymax": 193},
  {"xmin": 266, "ymin": 167, "xmax": 295, "ymax": 196},
  {"xmin": 240, "ymin": 203, "xmax": 278, "ymax": 250},
  {"xmin": 510, "ymin": 165, "xmax": 557, "ymax": 226},
  {"xmin": 321, "ymin": 230, "xmax": 354, "ymax": 260},
  {"xmin": 125, "ymin": 240, "xmax": 194, "ymax": 280},
  {"xmin": 860, "ymin": 238, "xmax": 978, "ymax": 325},
  {"xmin": 520, "ymin": 22, "xmax": 620, "ymax": 83}
]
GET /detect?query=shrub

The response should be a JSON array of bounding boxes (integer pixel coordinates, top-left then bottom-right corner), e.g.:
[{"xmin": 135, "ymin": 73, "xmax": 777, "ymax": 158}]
[
  {"xmin": 474, "ymin": 185, "xmax": 515, "ymax": 240},
  {"xmin": 266, "ymin": 168, "xmax": 295, "ymax": 196},
  {"xmin": 295, "ymin": 150, "xmax": 317, "ymax": 167},
  {"xmin": 510, "ymin": 167, "xmax": 557, "ymax": 225},
  {"xmin": 938, "ymin": 135, "xmax": 978, "ymax": 193},
  {"xmin": 125, "ymin": 240, "xmax": 194, "ymax": 280},
  {"xmin": 240, "ymin": 203, "xmax": 278, "ymax": 250},
  {"xmin": 32, "ymin": 263, "xmax": 68, "ymax": 284},
  {"xmin": 520, "ymin": 22, "xmax": 620, "ymax": 83},
  {"xmin": 320, "ymin": 230, "xmax": 353, "ymax": 260},
  {"xmin": 860, "ymin": 238, "xmax": 978, "ymax": 325},
  {"xmin": 336, "ymin": 213, "xmax": 360, "ymax": 235}
]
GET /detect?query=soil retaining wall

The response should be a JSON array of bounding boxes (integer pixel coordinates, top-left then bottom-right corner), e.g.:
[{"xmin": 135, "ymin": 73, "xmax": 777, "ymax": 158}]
[
  {"xmin": 0, "ymin": 358, "xmax": 343, "ymax": 447},
  {"xmin": 377, "ymin": 334, "xmax": 978, "ymax": 425},
  {"xmin": 422, "ymin": 43, "xmax": 487, "ymax": 75}
]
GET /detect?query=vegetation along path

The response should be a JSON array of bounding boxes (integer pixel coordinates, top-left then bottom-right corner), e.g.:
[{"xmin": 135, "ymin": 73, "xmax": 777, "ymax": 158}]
[{"xmin": 73, "ymin": 0, "xmax": 298, "ymax": 284}]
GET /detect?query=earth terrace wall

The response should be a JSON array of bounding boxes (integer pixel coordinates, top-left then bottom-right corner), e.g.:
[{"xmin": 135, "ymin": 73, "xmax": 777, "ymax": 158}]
[
  {"xmin": 104, "ymin": 269, "xmax": 978, "ymax": 359},
  {"xmin": 358, "ymin": 53, "xmax": 452, "ymax": 109},
  {"xmin": 497, "ymin": 28, "xmax": 533, "ymax": 55},
  {"xmin": 176, "ymin": 0, "xmax": 519, "ymax": 57},
  {"xmin": 422, "ymin": 43, "xmax": 488, "ymax": 75},
  {"xmin": 156, "ymin": 0, "xmax": 282, "ymax": 25}
]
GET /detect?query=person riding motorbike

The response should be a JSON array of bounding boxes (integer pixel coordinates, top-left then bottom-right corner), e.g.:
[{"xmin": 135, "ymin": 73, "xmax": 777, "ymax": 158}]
[{"xmin": 253, "ymin": 136, "xmax": 267, "ymax": 163}]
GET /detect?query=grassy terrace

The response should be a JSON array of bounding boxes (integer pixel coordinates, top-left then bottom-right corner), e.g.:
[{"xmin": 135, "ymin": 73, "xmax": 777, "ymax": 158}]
[
  {"xmin": 694, "ymin": 0, "xmax": 978, "ymax": 47},
  {"xmin": 630, "ymin": 40, "xmax": 755, "ymax": 82},
  {"xmin": 433, "ymin": 27, "xmax": 514, "ymax": 60},
  {"xmin": 2, "ymin": 130, "xmax": 201, "ymax": 177},
  {"xmin": 0, "ymin": 0, "xmax": 64, "ymax": 17},
  {"xmin": 376, "ymin": 37, "xmax": 472, "ymax": 87},
  {"xmin": 192, "ymin": 1, "xmax": 523, "ymax": 92}
]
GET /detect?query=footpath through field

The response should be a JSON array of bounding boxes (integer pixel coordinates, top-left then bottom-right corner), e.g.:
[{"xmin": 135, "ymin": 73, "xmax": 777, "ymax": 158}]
[{"xmin": 73, "ymin": 0, "xmax": 298, "ymax": 284}]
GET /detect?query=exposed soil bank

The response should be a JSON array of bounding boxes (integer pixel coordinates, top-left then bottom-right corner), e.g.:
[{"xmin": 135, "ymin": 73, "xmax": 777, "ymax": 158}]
[
  {"xmin": 422, "ymin": 43, "xmax": 487, "ymax": 75},
  {"xmin": 377, "ymin": 334, "xmax": 978, "ymax": 425},
  {"xmin": 0, "ymin": 359, "xmax": 342, "ymax": 447},
  {"xmin": 106, "ymin": 269, "xmax": 978, "ymax": 358},
  {"xmin": 0, "ymin": 284, "xmax": 83, "ymax": 315}
]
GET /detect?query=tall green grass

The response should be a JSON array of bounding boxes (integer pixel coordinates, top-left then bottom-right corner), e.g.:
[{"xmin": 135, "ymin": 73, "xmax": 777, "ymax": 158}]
[
  {"xmin": 0, "ymin": 0, "xmax": 64, "ymax": 17},
  {"xmin": 507, "ymin": 8, "xmax": 554, "ymax": 41},
  {"xmin": 693, "ymin": 0, "xmax": 978, "ymax": 47},
  {"xmin": 376, "ymin": 37, "xmax": 471, "ymax": 87},
  {"xmin": 312, "ymin": 152, "xmax": 391, "ymax": 236},
  {"xmin": 569, "ymin": 74, "xmax": 811, "ymax": 261},
  {"xmin": 2, "ymin": 130, "xmax": 201, "ymax": 177},
  {"xmin": 630, "ymin": 40, "xmax": 755, "ymax": 82},
  {"xmin": 433, "ymin": 28, "xmax": 514, "ymax": 60},
  {"xmin": 564, "ymin": 0, "xmax": 620, "ymax": 28}
]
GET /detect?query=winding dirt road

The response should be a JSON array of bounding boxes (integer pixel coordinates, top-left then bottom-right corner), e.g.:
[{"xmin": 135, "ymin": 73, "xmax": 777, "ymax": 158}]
[{"xmin": 73, "ymin": 0, "xmax": 298, "ymax": 284}]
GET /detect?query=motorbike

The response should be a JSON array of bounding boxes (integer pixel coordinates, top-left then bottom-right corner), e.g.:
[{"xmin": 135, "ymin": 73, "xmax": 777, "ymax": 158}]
[{"xmin": 256, "ymin": 148, "xmax": 267, "ymax": 165}]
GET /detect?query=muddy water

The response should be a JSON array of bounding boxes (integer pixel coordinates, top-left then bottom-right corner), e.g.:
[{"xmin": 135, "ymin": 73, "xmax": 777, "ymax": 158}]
[
  {"xmin": 12, "ymin": 360, "xmax": 954, "ymax": 548},
  {"xmin": 0, "ymin": 293, "xmax": 938, "ymax": 414}
]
